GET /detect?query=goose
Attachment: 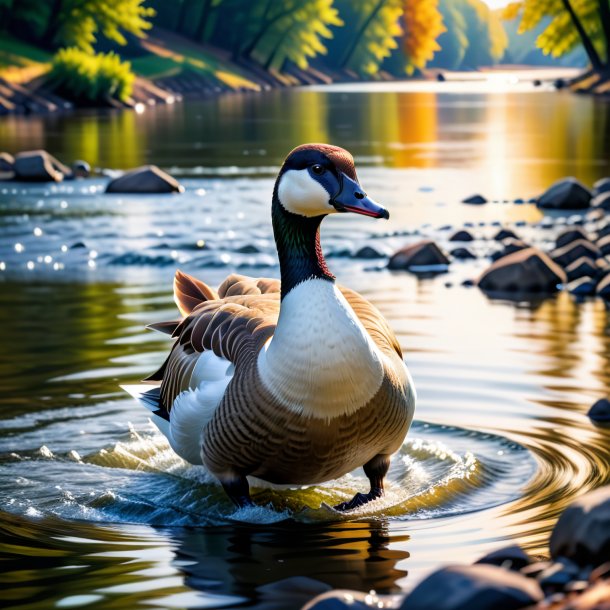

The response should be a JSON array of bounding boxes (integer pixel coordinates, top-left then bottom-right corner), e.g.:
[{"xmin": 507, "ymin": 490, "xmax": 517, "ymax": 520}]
[{"xmin": 124, "ymin": 143, "xmax": 416, "ymax": 510}]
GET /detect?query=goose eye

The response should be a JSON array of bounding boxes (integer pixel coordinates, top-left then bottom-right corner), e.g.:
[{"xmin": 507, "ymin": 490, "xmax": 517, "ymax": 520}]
[{"xmin": 311, "ymin": 164, "xmax": 325, "ymax": 176}]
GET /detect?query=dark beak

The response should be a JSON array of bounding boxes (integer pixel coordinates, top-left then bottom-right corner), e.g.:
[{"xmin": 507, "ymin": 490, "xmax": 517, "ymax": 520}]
[{"xmin": 331, "ymin": 172, "xmax": 389, "ymax": 220}]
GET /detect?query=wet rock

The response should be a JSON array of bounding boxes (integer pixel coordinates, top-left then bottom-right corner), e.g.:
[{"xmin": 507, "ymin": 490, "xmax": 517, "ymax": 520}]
[
  {"xmin": 301, "ymin": 590, "xmax": 380, "ymax": 610},
  {"xmin": 451, "ymin": 247, "xmax": 477, "ymax": 260},
  {"xmin": 551, "ymin": 240, "xmax": 601, "ymax": 268},
  {"xmin": 388, "ymin": 240, "xmax": 450, "ymax": 272},
  {"xmin": 550, "ymin": 486, "xmax": 610, "ymax": 566},
  {"xmin": 566, "ymin": 258, "xmax": 600, "ymax": 282},
  {"xmin": 0, "ymin": 152, "xmax": 14, "ymax": 178},
  {"xmin": 597, "ymin": 235, "xmax": 610, "ymax": 256},
  {"xmin": 462, "ymin": 279, "xmax": 475, "ymax": 287},
  {"xmin": 557, "ymin": 228, "xmax": 590, "ymax": 249},
  {"xmin": 235, "ymin": 244, "xmax": 260, "ymax": 254},
  {"xmin": 490, "ymin": 239, "xmax": 531, "ymax": 262},
  {"xmin": 568, "ymin": 277, "xmax": 598, "ymax": 297},
  {"xmin": 514, "ymin": 198, "xmax": 525, "ymax": 204},
  {"xmin": 478, "ymin": 248, "xmax": 566, "ymax": 294},
  {"xmin": 475, "ymin": 545, "xmax": 531, "ymax": 571},
  {"xmin": 71, "ymin": 160, "xmax": 90, "ymax": 178},
  {"xmin": 69, "ymin": 241, "xmax": 87, "ymax": 249},
  {"xmin": 588, "ymin": 399, "xmax": 610, "ymax": 424},
  {"xmin": 598, "ymin": 223, "xmax": 610, "ymax": 240},
  {"xmin": 105, "ymin": 165, "xmax": 184, "ymax": 194},
  {"xmin": 353, "ymin": 245, "xmax": 385, "ymax": 259},
  {"xmin": 259, "ymin": 576, "xmax": 332, "ymax": 608},
  {"xmin": 494, "ymin": 228, "xmax": 520, "ymax": 241},
  {"xmin": 398, "ymin": 564, "xmax": 543, "ymax": 610},
  {"xmin": 592, "ymin": 192, "xmax": 610, "ymax": 211},
  {"xmin": 598, "ymin": 275, "xmax": 610, "ymax": 300},
  {"xmin": 537, "ymin": 178, "xmax": 593, "ymax": 210},
  {"xmin": 14, "ymin": 150, "xmax": 71, "ymax": 182},
  {"xmin": 449, "ymin": 229, "xmax": 475, "ymax": 242},
  {"xmin": 593, "ymin": 177, "xmax": 610, "ymax": 196},
  {"xmin": 538, "ymin": 559, "xmax": 580, "ymax": 590},
  {"xmin": 462, "ymin": 194, "xmax": 488, "ymax": 205}
]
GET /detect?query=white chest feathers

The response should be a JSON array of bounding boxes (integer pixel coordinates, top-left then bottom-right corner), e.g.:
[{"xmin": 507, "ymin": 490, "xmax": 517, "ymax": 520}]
[{"xmin": 257, "ymin": 279, "xmax": 385, "ymax": 419}]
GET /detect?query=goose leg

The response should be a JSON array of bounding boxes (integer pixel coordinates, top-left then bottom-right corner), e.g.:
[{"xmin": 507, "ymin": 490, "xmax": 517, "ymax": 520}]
[
  {"xmin": 221, "ymin": 474, "xmax": 254, "ymax": 508},
  {"xmin": 334, "ymin": 454, "xmax": 390, "ymax": 511}
]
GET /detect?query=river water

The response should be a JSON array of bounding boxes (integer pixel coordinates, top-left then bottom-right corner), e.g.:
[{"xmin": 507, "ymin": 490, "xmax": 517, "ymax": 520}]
[{"xmin": 1, "ymin": 79, "xmax": 610, "ymax": 609}]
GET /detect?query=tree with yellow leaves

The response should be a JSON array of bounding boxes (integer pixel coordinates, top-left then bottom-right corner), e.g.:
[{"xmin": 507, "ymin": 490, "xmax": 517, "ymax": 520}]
[{"xmin": 403, "ymin": 0, "xmax": 446, "ymax": 74}]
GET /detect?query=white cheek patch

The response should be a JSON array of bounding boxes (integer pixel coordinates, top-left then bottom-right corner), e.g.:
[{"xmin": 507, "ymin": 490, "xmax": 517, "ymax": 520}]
[{"xmin": 277, "ymin": 169, "xmax": 337, "ymax": 217}]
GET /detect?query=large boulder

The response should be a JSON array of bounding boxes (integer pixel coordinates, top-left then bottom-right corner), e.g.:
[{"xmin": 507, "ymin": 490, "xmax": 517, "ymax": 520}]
[
  {"xmin": 592, "ymin": 192, "xmax": 610, "ymax": 211},
  {"xmin": 593, "ymin": 177, "xmax": 610, "ymax": 196},
  {"xmin": 588, "ymin": 399, "xmax": 610, "ymax": 424},
  {"xmin": 13, "ymin": 150, "xmax": 71, "ymax": 182},
  {"xmin": 551, "ymin": 240, "xmax": 601, "ymax": 268},
  {"xmin": 398, "ymin": 564, "xmax": 543, "ymax": 610},
  {"xmin": 478, "ymin": 248, "xmax": 566, "ymax": 294},
  {"xmin": 550, "ymin": 486, "xmax": 610, "ymax": 566},
  {"xmin": 388, "ymin": 240, "xmax": 450, "ymax": 271},
  {"xmin": 537, "ymin": 177, "xmax": 593, "ymax": 210},
  {"xmin": 105, "ymin": 165, "xmax": 184, "ymax": 194},
  {"xmin": 556, "ymin": 228, "xmax": 590, "ymax": 249}
]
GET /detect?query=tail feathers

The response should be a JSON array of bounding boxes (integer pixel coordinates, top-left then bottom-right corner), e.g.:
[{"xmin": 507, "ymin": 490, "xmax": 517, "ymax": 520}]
[
  {"xmin": 147, "ymin": 320, "xmax": 180, "ymax": 335},
  {"xmin": 122, "ymin": 384, "xmax": 172, "ymax": 440},
  {"xmin": 174, "ymin": 270, "xmax": 218, "ymax": 317}
]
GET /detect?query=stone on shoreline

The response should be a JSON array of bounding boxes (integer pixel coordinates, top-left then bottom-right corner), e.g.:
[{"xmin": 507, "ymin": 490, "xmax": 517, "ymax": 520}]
[
  {"xmin": 449, "ymin": 229, "xmax": 475, "ymax": 242},
  {"xmin": 13, "ymin": 150, "xmax": 71, "ymax": 182},
  {"xmin": 551, "ymin": 240, "xmax": 601, "ymax": 268},
  {"xmin": 462, "ymin": 194, "xmax": 488, "ymax": 205},
  {"xmin": 550, "ymin": 486, "xmax": 610, "ymax": 566},
  {"xmin": 388, "ymin": 240, "xmax": 450, "ymax": 272},
  {"xmin": 593, "ymin": 177, "xmax": 610, "ymax": 196},
  {"xmin": 588, "ymin": 399, "xmax": 610, "ymax": 424},
  {"xmin": 398, "ymin": 564, "xmax": 543, "ymax": 610},
  {"xmin": 478, "ymin": 248, "xmax": 566, "ymax": 294},
  {"xmin": 105, "ymin": 165, "xmax": 184, "ymax": 194},
  {"xmin": 556, "ymin": 228, "xmax": 590, "ymax": 249},
  {"xmin": 537, "ymin": 178, "xmax": 593, "ymax": 210}
]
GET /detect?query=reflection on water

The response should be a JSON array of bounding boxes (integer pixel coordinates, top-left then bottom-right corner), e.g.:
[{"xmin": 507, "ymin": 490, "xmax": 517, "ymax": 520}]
[{"xmin": 1, "ymin": 83, "xmax": 610, "ymax": 609}]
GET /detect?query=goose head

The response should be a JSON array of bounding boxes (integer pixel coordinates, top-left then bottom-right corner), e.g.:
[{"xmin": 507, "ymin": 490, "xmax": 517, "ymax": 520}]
[{"xmin": 275, "ymin": 143, "xmax": 389, "ymax": 220}]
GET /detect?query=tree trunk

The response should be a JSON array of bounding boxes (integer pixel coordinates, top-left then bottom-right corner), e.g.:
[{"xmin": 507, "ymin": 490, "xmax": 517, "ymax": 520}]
[
  {"xmin": 194, "ymin": 0, "xmax": 214, "ymax": 42},
  {"xmin": 41, "ymin": 0, "xmax": 64, "ymax": 48},
  {"xmin": 340, "ymin": 0, "xmax": 387, "ymax": 70},
  {"xmin": 561, "ymin": 0, "xmax": 604, "ymax": 70},
  {"xmin": 598, "ymin": 0, "xmax": 610, "ymax": 67},
  {"xmin": 240, "ymin": 3, "xmax": 295, "ymax": 60}
]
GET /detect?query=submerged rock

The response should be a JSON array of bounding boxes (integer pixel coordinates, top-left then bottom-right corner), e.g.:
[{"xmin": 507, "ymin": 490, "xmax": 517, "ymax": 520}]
[
  {"xmin": 398, "ymin": 564, "xmax": 543, "ymax": 610},
  {"xmin": 462, "ymin": 194, "xmax": 488, "ymax": 205},
  {"xmin": 493, "ymin": 228, "xmax": 520, "ymax": 241},
  {"xmin": 475, "ymin": 546, "xmax": 531, "ymax": 571},
  {"xmin": 550, "ymin": 486, "xmax": 610, "ymax": 566},
  {"xmin": 451, "ymin": 247, "xmax": 477, "ymax": 260},
  {"xmin": 556, "ymin": 228, "xmax": 590, "ymax": 249},
  {"xmin": 551, "ymin": 240, "xmax": 601, "ymax": 268},
  {"xmin": 537, "ymin": 178, "xmax": 593, "ymax": 210},
  {"xmin": 449, "ymin": 229, "xmax": 475, "ymax": 242},
  {"xmin": 588, "ymin": 399, "xmax": 610, "ymax": 424},
  {"xmin": 388, "ymin": 240, "xmax": 450, "ymax": 272},
  {"xmin": 593, "ymin": 177, "xmax": 610, "ymax": 196},
  {"xmin": 478, "ymin": 248, "xmax": 566, "ymax": 294},
  {"xmin": 105, "ymin": 165, "xmax": 184, "ymax": 194},
  {"xmin": 14, "ymin": 149, "xmax": 71, "ymax": 182}
]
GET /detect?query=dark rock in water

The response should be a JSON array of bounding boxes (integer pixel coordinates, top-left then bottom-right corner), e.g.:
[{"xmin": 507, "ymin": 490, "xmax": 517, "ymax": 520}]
[
  {"xmin": 537, "ymin": 177, "xmax": 593, "ymax": 210},
  {"xmin": 533, "ymin": 79, "xmax": 542, "ymax": 87},
  {"xmin": 69, "ymin": 241, "xmax": 87, "ymax": 249},
  {"xmin": 398, "ymin": 564, "xmax": 543, "ymax": 610},
  {"xmin": 105, "ymin": 165, "xmax": 184, "ymax": 194},
  {"xmin": 235, "ymin": 244, "xmax": 260, "ymax": 254},
  {"xmin": 437, "ymin": 72, "xmax": 446, "ymax": 82},
  {"xmin": 353, "ymin": 245, "xmax": 384, "ymax": 259},
  {"xmin": 555, "ymin": 78, "xmax": 566, "ymax": 89},
  {"xmin": 588, "ymin": 399, "xmax": 610, "ymax": 424},
  {"xmin": 493, "ymin": 228, "xmax": 519, "ymax": 241},
  {"xmin": 550, "ymin": 486, "xmax": 610, "ymax": 566},
  {"xmin": 71, "ymin": 160, "xmax": 90, "ymax": 178},
  {"xmin": 566, "ymin": 257, "xmax": 599, "ymax": 282},
  {"xmin": 462, "ymin": 279, "xmax": 475, "ymax": 287},
  {"xmin": 449, "ymin": 229, "xmax": 475, "ymax": 242},
  {"xmin": 593, "ymin": 177, "xmax": 610, "ymax": 196},
  {"xmin": 478, "ymin": 248, "xmax": 566, "ymax": 294},
  {"xmin": 462, "ymin": 194, "xmax": 488, "ymax": 205},
  {"xmin": 259, "ymin": 576, "xmax": 332, "ymax": 608},
  {"xmin": 598, "ymin": 222, "xmax": 610, "ymax": 239},
  {"xmin": 514, "ymin": 198, "xmax": 525, "ymax": 204},
  {"xmin": 592, "ymin": 192, "xmax": 610, "ymax": 211},
  {"xmin": 597, "ymin": 234, "xmax": 610, "ymax": 256},
  {"xmin": 302, "ymin": 589, "xmax": 377, "ymax": 610},
  {"xmin": 490, "ymin": 239, "xmax": 530, "ymax": 262},
  {"xmin": 388, "ymin": 240, "xmax": 450, "ymax": 271},
  {"xmin": 475, "ymin": 546, "xmax": 531, "ymax": 571},
  {"xmin": 568, "ymin": 277, "xmax": 597, "ymax": 297},
  {"xmin": 556, "ymin": 228, "xmax": 589, "ymax": 249},
  {"xmin": 14, "ymin": 150, "xmax": 71, "ymax": 182},
  {"xmin": 491, "ymin": 221, "xmax": 501, "ymax": 227},
  {"xmin": 515, "ymin": 220, "xmax": 526, "ymax": 227},
  {"xmin": 551, "ymin": 239, "xmax": 601, "ymax": 267},
  {"xmin": 598, "ymin": 275, "xmax": 610, "ymax": 300},
  {"xmin": 538, "ymin": 559, "xmax": 580, "ymax": 590},
  {"xmin": 0, "ymin": 152, "xmax": 14, "ymax": 178},
  {"xmin": 451, "ymin": 247, "xmax": 477, "ymax": 260}
]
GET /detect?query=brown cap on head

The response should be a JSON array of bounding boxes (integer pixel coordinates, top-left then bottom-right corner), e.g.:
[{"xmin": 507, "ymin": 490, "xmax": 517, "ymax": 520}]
[{"xmin": 286, "ymin": 143, "xmax": 359, "ymax": 182}]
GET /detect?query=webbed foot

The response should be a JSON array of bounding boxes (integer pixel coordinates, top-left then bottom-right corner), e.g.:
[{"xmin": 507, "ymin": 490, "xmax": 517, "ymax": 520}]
[
  {"xmin": 334, "ymin": 487, "xmax": 383, "ymax": 511},
  {"xmin": 221, "ymin": 475, "xmax": 254, "ymax": 508}
]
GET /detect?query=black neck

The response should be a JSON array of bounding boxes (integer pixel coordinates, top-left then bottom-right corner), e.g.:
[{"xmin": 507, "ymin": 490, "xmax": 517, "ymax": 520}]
[{"xmin": 272, "ymin": 192, "xmax": 334, "ymax": 300}]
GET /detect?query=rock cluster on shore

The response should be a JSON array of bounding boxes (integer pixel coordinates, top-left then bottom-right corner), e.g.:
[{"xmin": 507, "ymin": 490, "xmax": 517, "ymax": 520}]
[{"xmin": 301, "ymin": 486, "xmax": 610, "ymax": 610}]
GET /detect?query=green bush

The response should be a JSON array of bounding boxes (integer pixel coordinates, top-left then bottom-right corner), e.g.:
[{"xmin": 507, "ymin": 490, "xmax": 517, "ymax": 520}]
[{"xmin": 49, "ymin": 48, "xmax": 134, "ymax": 104}]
